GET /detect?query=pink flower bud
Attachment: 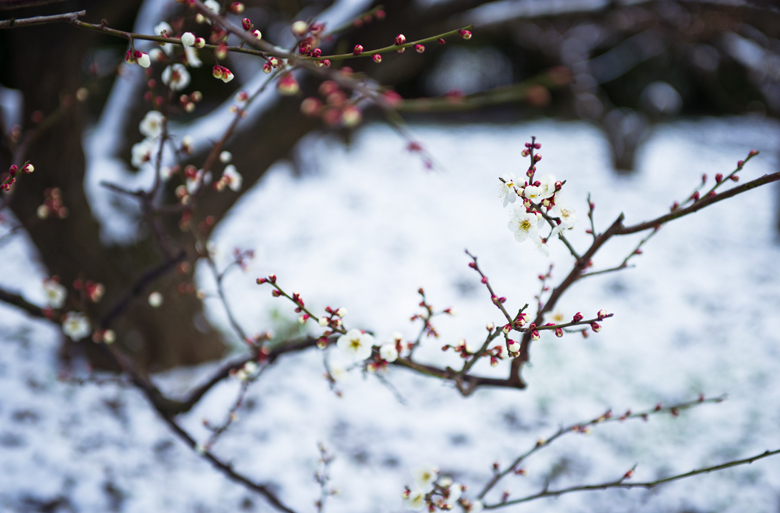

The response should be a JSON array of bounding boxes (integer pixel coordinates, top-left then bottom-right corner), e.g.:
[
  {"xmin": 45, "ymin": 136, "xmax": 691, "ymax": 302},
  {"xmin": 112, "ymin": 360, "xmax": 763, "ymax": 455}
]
[
  {"xmin": 372, "ymin": 54, "xmax": 382, "ymax": 63},
  {"xmin": 460, "ymin": 29, "xmax": 472, "ymax": 39},
  {"xmin": 531, "ymin": 330, "xmax": 540, "ymax": 341},
  {"xmin": 277, "ymin": 74, "xmax": 300, "ymax": 95},
  {"xmin": 415, "ymin": 44, "xmax": 425, "ymax": 53},
  {"xmin": 353, "ymin": 45, "xmax": 363, "ymax": 55},
  {"xmin": 395, "ymin": 34, "xmax": 406, "ymax": 45},
  {"xmin": 590, "ymin": 322, "xmax": 601, "ymax": 333},
  {"xmin": 242, "ymin": 18, "xmax": 253, "ymax": 30},
  {"xmin": 715, "ymin": 173, "xmax": 723, "ymax": 182},
  {"xmin": 572, "ymin": 312, "xmax": 583, "ymax": 322},
  {"xmin": 554, "ymin": 328, "xmax": 563, "ymax": 337},
  {"xmin": 597, "ymin": 310, "xmax": 607, "ymax": 320}
]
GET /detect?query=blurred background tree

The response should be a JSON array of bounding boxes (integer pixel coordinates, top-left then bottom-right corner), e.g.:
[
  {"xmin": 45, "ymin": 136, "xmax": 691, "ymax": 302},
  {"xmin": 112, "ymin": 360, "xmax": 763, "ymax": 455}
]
[{"xmin": 1, "ymin": 0, "xmax": 778, "ymax": 371}]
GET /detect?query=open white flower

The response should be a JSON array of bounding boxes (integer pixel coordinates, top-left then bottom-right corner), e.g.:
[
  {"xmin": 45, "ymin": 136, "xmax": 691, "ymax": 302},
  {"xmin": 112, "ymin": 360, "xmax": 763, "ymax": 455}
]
[
  {"xmin": 62, "ymin": 312, "xmax": 91, "ymax": 341},
  {"xmin": 162, "ymin": 64, "xmax": 191, "ymax": 91},
  {"xmin": 131, "ymin": 138, "xmax": 157, "ymax": 168},
  {"xmin": 139, "ymin": 110, "xmax": 165, "ymax": 139},
  {"xmin": 184, "ymin": 45, "xmax": 202, "ymax": 68},
  {"xmin": 537, "ymin": 173, "xmax": 557, "ymax": 200},
  {"xmin": 543, "ymin": 309, "xmax": 567, "ymax": 325},
  {"xmin": 154, "ymin": 22, "xmax": 172, "ymax": 37},
  {"xmin": 507, "ymin": 207, "xmax": 540, "ymax": 243},
  {"xmin": 154, "ymin": 22, "xmax": 174, "ymax": 55},
  {"xmin": 379, "ymin": 343, "xmax": 398, "ymax": 362},
  {"xmin": 223, "ymin": 164, "xmax": 242, "ymax": 191},
  {"xmin": 337, "ymin": 329, "xmax": 374, "ymax": 361},
  {"xmin": 413, "ymin": 464, "xmax": 439, "ymax": 491},
  {"xmin": 549, "ymin": 197, "xmax": 578, "ymax": 236},
  {"xmin": 43, "ymin": 279, "xmax": 66, "ymax": 309},
  {"xmin": 469, "ymin": 500, "xmax": 485, "ymax": 513},
  {"xmin": 402, "ymin": 489, "xmax": 426, "ymax": 511},
  {"xmin": 498, "ymin": 173, "xmax": 519, "ymax": 207},
  {"xmin": 444, "ymin": 483, "xmax": 462, "ymax": 506}
]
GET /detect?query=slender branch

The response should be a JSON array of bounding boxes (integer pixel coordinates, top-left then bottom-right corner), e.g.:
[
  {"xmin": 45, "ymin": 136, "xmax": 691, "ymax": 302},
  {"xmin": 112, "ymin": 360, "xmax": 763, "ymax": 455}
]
[
  {"xmin": 478, "ymin": 395, "xmax": 725, "ymax": 500},
  {"xmin": 0, "ymin": 286, "xmax": 48, "ymax": 319},
  {"xmin": 618, "ymin": 170, "xmax": 780, "ymax": 235},
  {"xmin": 0, "ymin": 9, "xmax": 83, "ymax": 29},
  {"xmin": 313, "ymin": 25, "xmax": 474, "ymax": 61},
  {"xmin": 485, "ymin": 448, "xmax": 780, "ymax": 509}
]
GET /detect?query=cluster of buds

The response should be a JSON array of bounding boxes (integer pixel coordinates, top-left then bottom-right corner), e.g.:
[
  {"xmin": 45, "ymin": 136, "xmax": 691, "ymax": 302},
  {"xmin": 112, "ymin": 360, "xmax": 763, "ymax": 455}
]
[
  {"xmin": 73, "ymin": 278, "xmax": 105, "ymax": 303},
  {"xmin": 125, "ymin": 49, "xmax": 151, "ymax": 68},
  {"xmin": 300, "ymin": 80, "xmax": 363, "ymax": 128},
  {"xmin": 263, "ymin": 55, "xmax": 287, "ymax": 74},
  {"xmin": 212, "ymin": 65, "xmax": 234, "ymax": 83},
  {"xmin": 231, "ymin": 360, "xmax": 258, "ymax": 382},
  {"xmin": 178, "ymin": 90, "xmax": 202, "ymax": 113},
  {"xmin": 37, "ymin": 187, "xmax": 68, "ymax": 219},
  {"xmin": 2, "ymin": 162, "xmax": 34, "ymax": 192}
]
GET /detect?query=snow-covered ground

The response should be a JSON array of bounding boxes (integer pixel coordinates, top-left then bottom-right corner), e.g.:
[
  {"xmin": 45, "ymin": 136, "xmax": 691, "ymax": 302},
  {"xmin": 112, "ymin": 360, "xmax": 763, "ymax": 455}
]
[{"xmin": 1, "ymin": 117, "xmax": 779, "ymax": 512}]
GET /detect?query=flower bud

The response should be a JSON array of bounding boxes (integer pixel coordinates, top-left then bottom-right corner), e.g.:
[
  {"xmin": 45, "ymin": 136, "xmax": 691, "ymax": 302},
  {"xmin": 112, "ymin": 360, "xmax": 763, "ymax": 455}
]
[
  {"xmin": 590, "ymin": 322, "xmax": 601, "ymax": 333},
  {"xmin": 353, "ymin": 45, "xmax": 363, "ymax": 55},
  {"xmin": 415, "ymin": 44, "xmax": 425, "ymax": 53},
  {"xmin": 242, "ymin": 18, "xmax": 253, "ymax": 31},
  {"xmin": 181, "ymin": 32, "xmax": 196, "ymax": 47},
  {"xmin": 291, "ymin": 20, "xmax": 308, "ymax": 37},
  {"xmin": 459, "ymin": 29, "xmax": 472, "ymax": 39},
  {"xmin": 395, "ymin": 34, "xmax": 406, "ymax": 45},
  {"xmin": 572, "ymin": 312, "xmax": 583, "ymax": 322},
  {"xmin": 372, "ymin": 54, "xmax": 382, "ymax": 63},
  {"xmin": 252, "ymin": 29, "xmax": 262, "ymax": 40},
  {"xmin": 336, "ymin": 307, "xmax": 347, "ymax": 318}
]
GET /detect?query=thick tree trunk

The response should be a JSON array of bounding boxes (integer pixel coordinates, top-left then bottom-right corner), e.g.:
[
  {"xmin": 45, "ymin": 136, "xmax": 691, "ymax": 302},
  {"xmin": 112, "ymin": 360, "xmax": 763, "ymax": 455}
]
[{"xmin": 2, "ymin": 1, "xmax": 227, "ymax": 372}]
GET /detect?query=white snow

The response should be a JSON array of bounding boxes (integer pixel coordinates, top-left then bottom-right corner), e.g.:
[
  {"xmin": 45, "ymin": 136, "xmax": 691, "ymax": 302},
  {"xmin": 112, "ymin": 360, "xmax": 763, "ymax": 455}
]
[{"xmin": 2, "ymin": 117, "xmax": 780, "ymax": 512}]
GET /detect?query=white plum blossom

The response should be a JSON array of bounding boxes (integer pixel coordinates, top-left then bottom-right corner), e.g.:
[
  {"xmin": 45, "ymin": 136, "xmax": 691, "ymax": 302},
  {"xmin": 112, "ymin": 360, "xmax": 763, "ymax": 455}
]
[
  {"xmin": 235, "ymin": 361, "xmax": 258, "ymax": 381},
  {"xmin": 413, "ymin": 464, "xmax": 439, "ymax": 491},
  {"xmin": 223, "ymin": 164, "xmax": 242, "ymax": 191},
  {"xmin": 543, "ymin": 309, "xmax": 567, "ymax": 325},
  {"xmin": 149, "ymin": 48, "xmax": 164, "ymax": 62},
  {"xmin": 180, "ymin": 32, "xmax": 195, "ymax": 47},
  {"xmin": 336, "ymin": 329, "xmax": 374, "ymax": 361},
  {"xmin": 204, "ymin": 0, "xmax": 221, "ymax": 13},
  {"xmin": 131, "ymin": 138, "xmax": 157, "ymax": 168},
  {"xmin": 136, "ymin": 52, "xmax": 151, "ymax": 68},
  {"xmin": 549, "ymin": 197, "xmax": 578, "ymax": 236},
  {"xmin": 62, "ymin": 312, "xmax": 91, "ymax": 341},
  {"xmin": 186, "ymin": 169, "xmax": 205, "ymax": 194},
  {"xmin": 402, "ymin": 490, "xmax": 426, "ymax": 511},
  {"xmin": 379, "ymin": 343, "xmax": 398, "ymax": 362},
  {"xmin": 469, "ymin": 500, "xmax": 485, "ymax": 513},
  {"xmin": 162, "ymin": 64, "xmax": 191, "ymax": 91},
  {"xmin": 328, "ymin": 359, "xmax": 349, "ymax": 382},
  {"xmin": 154, "ymin": 22, "xmax": 174, "ymax": 55},
  {"xmin": 154, "ymin": 22, "xmax": 172, "ymax": 37},
  {"xmin": 537, "ymin": 173, "xmax": 557, "ymax": 200},
  {"xmin": 184, "ymin": 45, "xmax": 202, "ymax": 68},
  {"xmin": 444, "ymin": 483, "xmax": 462, "ymax": 506},
  {"xmin": 507, "ymin": 207, "xmax": 540, "ymax": 243},
  {"xmin": 43, "ymin": 279, "xmax": 67, "ymax": 309},
  {"xmin": 139, "ymin": 110, "xmax": 165, "ymax": 139},
  {"xmin": 498, "ymin": 173, "xmax": 520, "ymax": 207}
]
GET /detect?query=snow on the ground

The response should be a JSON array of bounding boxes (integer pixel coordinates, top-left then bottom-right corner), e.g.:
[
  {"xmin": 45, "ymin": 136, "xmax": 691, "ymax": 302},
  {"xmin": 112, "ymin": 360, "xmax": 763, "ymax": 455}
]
[{"xmin": 1, "ymin": 118, "xmax": 779, "ymax": 513}]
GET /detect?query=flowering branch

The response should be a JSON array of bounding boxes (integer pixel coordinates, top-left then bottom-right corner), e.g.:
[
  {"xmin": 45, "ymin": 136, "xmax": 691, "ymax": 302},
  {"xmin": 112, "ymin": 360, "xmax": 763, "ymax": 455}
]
[
  {"xmin": 478, "ymin": 395, "xmax": 725, "ymax": 501},
  {"xmin": 484, "ymin": 447, "xmax": 780, "ymax": 509}
]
